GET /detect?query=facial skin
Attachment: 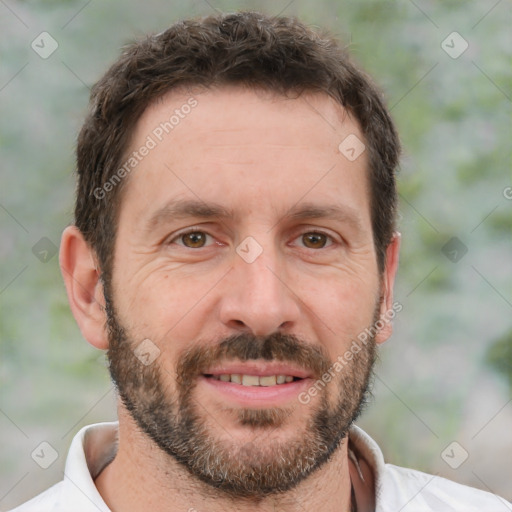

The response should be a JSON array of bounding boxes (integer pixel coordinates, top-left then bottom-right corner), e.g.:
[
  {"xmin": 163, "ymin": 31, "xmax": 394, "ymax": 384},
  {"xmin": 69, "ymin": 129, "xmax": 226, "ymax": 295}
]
[{"xmin": 60, "ymin": 86, "xmax": 400, "ymax": 512}]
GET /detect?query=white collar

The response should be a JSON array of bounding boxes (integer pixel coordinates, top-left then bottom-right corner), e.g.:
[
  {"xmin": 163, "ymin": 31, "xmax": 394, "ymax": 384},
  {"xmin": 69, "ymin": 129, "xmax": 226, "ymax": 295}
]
[{"xmin": 64, "ymin": 421, "xmax": 381, "ymax": 510}]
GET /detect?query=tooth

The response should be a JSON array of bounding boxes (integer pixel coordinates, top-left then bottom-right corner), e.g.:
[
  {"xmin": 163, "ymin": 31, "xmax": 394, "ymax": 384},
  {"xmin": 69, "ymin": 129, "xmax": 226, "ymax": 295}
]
[
  {"xmin": 219, "ymin": 374, "xmax": 230, "ymax": 382},
  {"xmin": 242, "ymin": 375, "xmax": 260, "ymax": 386},
  {"xmin": 231, "ymin": 374, "xmax": 242, "ymax": 384},
  {"xmin": 285, "ymin": 376, "xmax": 294, "ymax": 383},
  {"xmin": 259, "ymin": 375, "xmax": 277, "ymax": 386},
  {"xmin": 276, "ymin": 375, "xmax": 286, "ymax": 384}
]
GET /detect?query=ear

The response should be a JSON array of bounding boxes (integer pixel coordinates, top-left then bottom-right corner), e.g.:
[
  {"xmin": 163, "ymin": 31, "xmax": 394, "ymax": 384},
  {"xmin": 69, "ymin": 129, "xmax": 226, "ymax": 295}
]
[
  {"xmin": 59, "ymin": 226, "xmax": 109, "ymax": 350},
  {"xmin": 375, "ymin": 231, "xmax": 401, "ymax": 345}
]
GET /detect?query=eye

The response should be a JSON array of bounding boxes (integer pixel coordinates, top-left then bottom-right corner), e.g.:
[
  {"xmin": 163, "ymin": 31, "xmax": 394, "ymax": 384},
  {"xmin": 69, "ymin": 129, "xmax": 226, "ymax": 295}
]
[
  {"xmin": 172, "ymin": 230, "xmax": 213, "ymax": 248},
  {"xmin": 297, "ymin": 231, "xmax": 334, "ymax": 249}
]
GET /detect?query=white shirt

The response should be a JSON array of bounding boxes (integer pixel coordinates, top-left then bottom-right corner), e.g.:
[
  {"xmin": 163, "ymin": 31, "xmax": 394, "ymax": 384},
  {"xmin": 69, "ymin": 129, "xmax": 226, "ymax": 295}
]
[{"xmin": 9, "ymin": 422, "xmax": 510, "ymax": 512}]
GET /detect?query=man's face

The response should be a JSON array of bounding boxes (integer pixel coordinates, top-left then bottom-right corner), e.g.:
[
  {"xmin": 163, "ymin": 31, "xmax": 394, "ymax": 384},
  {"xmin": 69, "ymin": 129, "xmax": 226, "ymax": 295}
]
[{"xmin": 105, "ymin": 87, "xmax": 387, "ymax": 497}]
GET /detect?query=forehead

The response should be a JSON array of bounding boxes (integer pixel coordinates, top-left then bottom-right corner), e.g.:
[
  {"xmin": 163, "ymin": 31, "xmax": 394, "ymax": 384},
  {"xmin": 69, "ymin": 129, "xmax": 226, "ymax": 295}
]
[
  {"xmin": 138, "ymin": 86, "xmax": 359, "ymax": 155},
  {"xmin": 118, "ymin": 86, "xmax": 371, "ymax": 229}
]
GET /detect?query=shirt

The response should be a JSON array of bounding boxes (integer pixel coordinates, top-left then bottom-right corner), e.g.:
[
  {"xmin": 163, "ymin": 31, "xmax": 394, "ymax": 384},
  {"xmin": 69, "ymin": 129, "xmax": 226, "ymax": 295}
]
[{"xmin": 9, "ymin": 421, "xmax": 511, "ymax": 512}]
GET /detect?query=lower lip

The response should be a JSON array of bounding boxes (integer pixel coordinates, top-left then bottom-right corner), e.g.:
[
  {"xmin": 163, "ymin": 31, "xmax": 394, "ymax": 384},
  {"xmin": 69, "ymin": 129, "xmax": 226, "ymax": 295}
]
[{"xmin": 199, "ymin": 375, "xmax": 313, "ymax": 407}]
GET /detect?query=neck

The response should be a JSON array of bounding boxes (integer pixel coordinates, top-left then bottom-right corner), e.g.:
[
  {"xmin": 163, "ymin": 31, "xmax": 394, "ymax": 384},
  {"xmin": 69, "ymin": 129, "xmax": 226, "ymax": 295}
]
[{"xmin": 95, "ymin": 408, "xmax": 354, "ymax": 512}]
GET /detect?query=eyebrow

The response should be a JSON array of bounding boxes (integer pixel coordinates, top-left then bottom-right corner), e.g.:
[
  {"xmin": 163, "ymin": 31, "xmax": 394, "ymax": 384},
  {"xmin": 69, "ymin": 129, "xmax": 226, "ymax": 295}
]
[
  {"xmin": 285, "ymin": 202, "xmax": 363, "ymax": 231},
  {"xmin": 144, "ymin": 199, "xmax": 235, "ymax": 231},
  {"xmin": 144, "ymin": 198, "xmax": 364, "ymax": 232}
]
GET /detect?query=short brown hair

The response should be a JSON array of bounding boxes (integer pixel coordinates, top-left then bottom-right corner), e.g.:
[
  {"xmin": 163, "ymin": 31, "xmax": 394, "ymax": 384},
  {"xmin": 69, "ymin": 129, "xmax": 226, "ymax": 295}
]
[{"xmin": 75, "ymin": 11, "xmax": 400, "ymax": 279}]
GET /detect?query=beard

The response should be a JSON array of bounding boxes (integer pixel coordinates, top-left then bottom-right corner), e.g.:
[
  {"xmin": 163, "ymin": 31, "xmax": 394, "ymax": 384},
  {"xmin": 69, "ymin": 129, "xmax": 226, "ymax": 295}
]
[{"xmin": 104, "ymin": 291, "xmax": 378, "ymax": 499}]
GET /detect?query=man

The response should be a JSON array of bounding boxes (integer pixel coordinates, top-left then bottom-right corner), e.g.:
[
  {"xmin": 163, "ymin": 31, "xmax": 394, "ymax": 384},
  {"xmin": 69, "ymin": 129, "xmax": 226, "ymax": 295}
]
[{"xmin": 11, "ymin": 11, "xmax": 508, "ymax": 512}]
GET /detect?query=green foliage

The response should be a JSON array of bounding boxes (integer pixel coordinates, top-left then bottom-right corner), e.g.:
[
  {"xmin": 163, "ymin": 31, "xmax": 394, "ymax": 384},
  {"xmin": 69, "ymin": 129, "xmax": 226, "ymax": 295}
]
[{"xmin": 486, "ymin": 329, "xmax": 512, "ymax": 394}]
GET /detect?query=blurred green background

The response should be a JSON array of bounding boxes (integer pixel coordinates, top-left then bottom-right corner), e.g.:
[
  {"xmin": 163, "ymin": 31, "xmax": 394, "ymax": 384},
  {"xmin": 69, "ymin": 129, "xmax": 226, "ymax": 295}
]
[{"xmin": 1, "ymin": 0, "xmax": 511, "ymax": 508}]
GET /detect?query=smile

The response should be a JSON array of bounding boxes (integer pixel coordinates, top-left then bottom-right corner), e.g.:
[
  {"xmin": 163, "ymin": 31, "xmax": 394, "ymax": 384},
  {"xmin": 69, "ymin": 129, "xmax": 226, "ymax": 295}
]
[
  {"xmin": 198, "ymin": 362, "xmax": 314, "ymax": 406},
  {"xmin": 205, "ymin": 374, "xmax": 297, "ymax": 386}
]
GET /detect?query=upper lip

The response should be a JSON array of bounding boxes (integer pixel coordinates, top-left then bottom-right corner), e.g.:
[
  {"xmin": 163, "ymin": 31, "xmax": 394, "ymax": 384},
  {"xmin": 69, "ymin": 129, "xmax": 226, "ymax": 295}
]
[{"xmin": 203, "ymin": 362, "xmax": 313, "ymax": 379}]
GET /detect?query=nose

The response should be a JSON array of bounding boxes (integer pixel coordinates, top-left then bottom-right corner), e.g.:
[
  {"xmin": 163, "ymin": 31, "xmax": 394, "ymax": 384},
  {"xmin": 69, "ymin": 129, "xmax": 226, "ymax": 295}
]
[{"xmin": 219, "ymin": 245, "xmax": 301, "ymax": 336}]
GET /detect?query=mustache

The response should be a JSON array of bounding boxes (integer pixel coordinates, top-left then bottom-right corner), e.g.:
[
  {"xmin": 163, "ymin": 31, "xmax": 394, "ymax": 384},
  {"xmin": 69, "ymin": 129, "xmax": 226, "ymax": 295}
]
[{"xmin": 177, "ymin": 332, "xmax": 332, "ymax": 383}]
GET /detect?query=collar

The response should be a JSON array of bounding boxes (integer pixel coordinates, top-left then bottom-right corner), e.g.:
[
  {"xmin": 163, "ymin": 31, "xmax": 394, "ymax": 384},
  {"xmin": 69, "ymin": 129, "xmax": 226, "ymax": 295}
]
[{"xmin": 65, "ymin": 422, "xmax": 381, "ymax": 510}]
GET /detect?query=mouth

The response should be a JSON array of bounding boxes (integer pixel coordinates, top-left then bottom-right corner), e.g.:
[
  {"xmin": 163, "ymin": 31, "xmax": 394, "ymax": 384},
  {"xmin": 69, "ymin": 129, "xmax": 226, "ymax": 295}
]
[
  {"xmin": 203, "ymin": 361, "xmax": 312, "ymax": 383},
  {"xmin": 199, "ymin": 362, "xmax": 314, "ymax": 407},
  {"xmin": 204, "ymin": 373, "xmax": 300, "ymax": 386}
]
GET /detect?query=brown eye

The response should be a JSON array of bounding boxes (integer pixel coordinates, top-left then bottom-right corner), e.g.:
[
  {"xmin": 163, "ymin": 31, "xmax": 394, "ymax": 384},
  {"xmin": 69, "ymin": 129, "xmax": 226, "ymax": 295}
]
[
  {"xmin": 181, "ymin": 231, "xmax": 208, "ymax": 248},
  {"xmin": 301, "ymin": 232, "xmax": 329, "ymax": 249}
]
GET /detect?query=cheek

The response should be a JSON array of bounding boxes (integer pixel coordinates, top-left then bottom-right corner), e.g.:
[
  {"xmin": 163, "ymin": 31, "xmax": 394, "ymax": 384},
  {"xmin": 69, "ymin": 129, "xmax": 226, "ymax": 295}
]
[
  {"xmin": 113, "ymin": 267, "xmax": 210, "ymax": 341},
  {"xmin": 297, "ymin": 274, "xmax": 379, "ymax": 350}
]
